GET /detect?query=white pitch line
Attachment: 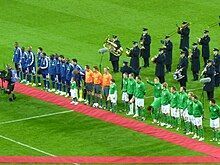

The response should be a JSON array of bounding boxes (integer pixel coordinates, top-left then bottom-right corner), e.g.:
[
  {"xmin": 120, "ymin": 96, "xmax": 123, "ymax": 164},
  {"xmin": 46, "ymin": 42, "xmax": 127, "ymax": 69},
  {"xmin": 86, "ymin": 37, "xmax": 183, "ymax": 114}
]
[
  {"xmin": 0, "ymin": 134, "xmax": 55, "ymax": 156},
  {"xmin": 0, "ymin": 110, "xmax": 72, "ymax": 125}
]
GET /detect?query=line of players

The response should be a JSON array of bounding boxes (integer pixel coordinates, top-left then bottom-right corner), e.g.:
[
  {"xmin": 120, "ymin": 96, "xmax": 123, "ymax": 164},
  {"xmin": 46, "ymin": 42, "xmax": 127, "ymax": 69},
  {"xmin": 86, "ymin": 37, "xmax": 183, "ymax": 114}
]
[{"xmin": 13, "ymin": 42, "xmax": 220, "ymax": 142}]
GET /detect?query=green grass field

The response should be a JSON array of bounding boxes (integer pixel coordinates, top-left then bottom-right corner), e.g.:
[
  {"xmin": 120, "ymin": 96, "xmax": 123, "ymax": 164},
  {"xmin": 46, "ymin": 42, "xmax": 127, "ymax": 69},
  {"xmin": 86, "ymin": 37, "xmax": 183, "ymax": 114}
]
[{"xmin": 0, "ymin": 0, "xmax": 220, "ymax": 164}]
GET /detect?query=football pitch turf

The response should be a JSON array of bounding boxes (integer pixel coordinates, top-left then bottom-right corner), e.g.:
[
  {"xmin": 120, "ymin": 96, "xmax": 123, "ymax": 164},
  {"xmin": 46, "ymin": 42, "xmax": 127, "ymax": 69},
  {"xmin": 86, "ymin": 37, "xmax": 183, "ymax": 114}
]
[{"xmin": 0, "ymin": 0, "xmax": 220, "ymax": 164}]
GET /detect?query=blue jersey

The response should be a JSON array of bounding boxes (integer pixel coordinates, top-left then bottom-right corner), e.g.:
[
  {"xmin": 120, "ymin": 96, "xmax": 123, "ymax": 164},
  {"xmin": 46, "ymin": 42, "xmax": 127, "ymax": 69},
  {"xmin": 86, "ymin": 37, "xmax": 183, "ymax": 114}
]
[
  {"xmin": 65, "ymin": 63, "xmax": 73, "ymax": 81},
  {"xmin": 55, "ymin": 59, "xmax": 61, "ymax": 75},
  {"xmin": 60, "ymin": 61, "xmax": 66, "ymax": 78},
  {"xmin": 21, "ymin": 51, "xmax": 28, "ymax": 69},
  {"xmin": 49, "ymin": 58, "xmax": 56, "ymax": 75},
  {"xmin": 72, "ymin": 64, "xmax": 85, "ymax": 81},
  {"xmin": 40, "ymin": 57, "xmax": 49, "ymax": 75},
  {"xmin": 37, "ymin": 52, "xmax": 43, "ymax": 67},
  {"xmin": 13, "ymin": 47, "xmax": 22, "ymax": 64},
  {"xmin": 27, "ymin": 51, "xmax": 36, "ymax": 67}
]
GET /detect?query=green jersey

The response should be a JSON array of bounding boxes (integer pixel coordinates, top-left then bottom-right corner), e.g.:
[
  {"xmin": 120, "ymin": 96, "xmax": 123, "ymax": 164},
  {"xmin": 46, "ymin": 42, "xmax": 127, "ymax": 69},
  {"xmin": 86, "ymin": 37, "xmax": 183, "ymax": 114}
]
[
  {"xmin": 209, "ymin": 104, "xmax": 220, "ymax": 120},
  {"xmin": 71, "ymin": 81, "xmax": 77, "ymax": 89},
  {"xmin": 109, "ymin": 83, "xmax": 117, "ymax": 94},
  {"xmin": 134, "ymin": 81, "xmax": 146, "ymax": 99},
  {"xmin": 193, "ymin": 100, "xmax": 203, "ymax": 117},
  {"xmin": 127, "ymin": 78, "xmax": 136, "ymax": 95},
  {"xmin": 178, "ymin": 91, "xmax": 188, "ymax": 109},
  {"xmin": 122, "ymin": 78, "xmax": 128, "ymax": 92},
  {"xmin": 147, "ymin": 81, "xmax": 162, "ymax": 98},
  {"xmin": 170, "ymin": 91, "xmax": 179, "ymax": 108},
  {"xmin": 161, "ymin": 88, "xmax": 170, "ymax": 105},
  {"xmin": 187, "ymin": 98, "xmax": 193, "ymax": 115},
  {"xmin": 151, "ymin": 97, "xmax": 161, "ymax": 110}
]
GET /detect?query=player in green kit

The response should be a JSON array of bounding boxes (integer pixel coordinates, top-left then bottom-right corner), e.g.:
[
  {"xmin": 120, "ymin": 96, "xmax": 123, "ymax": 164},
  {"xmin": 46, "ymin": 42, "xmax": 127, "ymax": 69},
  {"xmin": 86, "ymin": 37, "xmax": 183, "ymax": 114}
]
[
  {"xmin": 126, "ymin": 73, "xmax": 136, "ymax": 116},
  {"xmin": 121, "ymin": 73, "xmax": 129, "ymax": 112},
  {"xmin": 192, "ymin": 94, "xmax": 204, "ymax": 141},
  {"xmin": 147, "ymin": 77, "xmax": 162, "ymax": 124},
  {"xmin": 178, "ymin": 86, "xmax": 188, "ymax": 132},
  {"xmin": 170, "ymin": 86, "xmax": 179, "ymax": 129},
  {"xmin": 160, "ymin": 82, "xmax": 171, "ymax": 127},
  {"xmin": 209, "ymin": 99, "xmax": 220, "ymax": 142},
  {"xmin": 108, "ymin": 79, "xmax": 117, "ymax": 112},
  {"xmin": 186, "ymin": 92, "xmax": 194, "ymax": 135},
  {"xmin": 70, "ymin": 77, "xmax": 78, "ymax": 105},
  {"xmin": 133, "ymin": 76, "xmax": 146, "ymax": 120}
]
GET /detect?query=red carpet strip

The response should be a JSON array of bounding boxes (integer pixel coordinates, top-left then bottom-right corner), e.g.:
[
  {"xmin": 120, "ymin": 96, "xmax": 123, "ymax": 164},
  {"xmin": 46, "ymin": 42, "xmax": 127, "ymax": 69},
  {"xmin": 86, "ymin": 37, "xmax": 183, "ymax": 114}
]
[{"xmin": 0, "ymin": 156, "xmax": 220, "ymax": 164}]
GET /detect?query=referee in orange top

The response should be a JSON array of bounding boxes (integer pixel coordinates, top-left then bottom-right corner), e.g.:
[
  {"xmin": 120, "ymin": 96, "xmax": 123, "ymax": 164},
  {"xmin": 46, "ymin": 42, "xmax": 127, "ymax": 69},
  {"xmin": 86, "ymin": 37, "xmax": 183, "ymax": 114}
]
[
  {"xmin": 92, "ymin": 66, "xmax": 103, "ymax": 107},
  {"xmin": 102, "ymin": 67, "xmax": 112, "ymax": 109},
  {"xmin": 85, "ymin": 65, "xmax": 94, "ymax": 105}
]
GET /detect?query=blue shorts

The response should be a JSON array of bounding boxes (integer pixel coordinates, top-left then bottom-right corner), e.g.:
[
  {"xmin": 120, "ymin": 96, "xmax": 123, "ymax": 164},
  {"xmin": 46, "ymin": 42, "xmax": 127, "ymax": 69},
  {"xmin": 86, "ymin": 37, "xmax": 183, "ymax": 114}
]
[
  {"xmin": 86, "ymin": 83, "xmax": 93, "ymax": 92},
  {"xmin": 103, "ymin": 86, "xmax": 110, "ymax": 97},
  {"xmin": 94, "ymin": 84, "xmax": 101, "ymax": 94}
]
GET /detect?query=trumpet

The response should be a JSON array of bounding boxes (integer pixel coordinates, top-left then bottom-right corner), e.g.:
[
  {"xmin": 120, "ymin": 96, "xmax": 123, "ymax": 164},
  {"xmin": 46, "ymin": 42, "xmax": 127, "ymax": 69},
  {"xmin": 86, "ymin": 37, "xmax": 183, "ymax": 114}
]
[{"xmin": 151, "ymin": 54, "xmax": 159, "ymax": 63}]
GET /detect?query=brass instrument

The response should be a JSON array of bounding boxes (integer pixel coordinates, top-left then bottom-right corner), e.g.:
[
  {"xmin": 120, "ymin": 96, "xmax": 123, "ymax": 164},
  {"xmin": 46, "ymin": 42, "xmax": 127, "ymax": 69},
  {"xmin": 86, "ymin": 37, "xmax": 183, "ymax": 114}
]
[
  {"xmin": 139, "ymin": 35, "xmax": 145, "ymax": 49},
  {"xmin": 125, "ymin": 47, "xmax": 133, "ymax": 57},
  {"xmin": 103, "ymin": 37, "xmax": 123, "ymax": 57},
  {"xmin": 151, "ymin": 54, "xmax": 159, "ymax": 63},
  {"xmin": 177, "ymin": 22, "xmax": 190, "ymax": 32},
  {"xmin": 188, "ymin": 48, "xmax": 192, "ymax": 60}
]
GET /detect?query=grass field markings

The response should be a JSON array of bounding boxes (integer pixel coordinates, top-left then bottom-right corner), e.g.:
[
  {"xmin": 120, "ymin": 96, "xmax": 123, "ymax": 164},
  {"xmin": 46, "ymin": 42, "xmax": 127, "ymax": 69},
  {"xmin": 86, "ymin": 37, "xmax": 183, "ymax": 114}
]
[
  {"xmin": 144, "ymin": 87, "xmax": 202, "ymax": 99},
  {"xmin": 0, "ymin": 134, "xmax": 55, "ymax": 157},
  {"xmin": 0, "ymin": 110, "xmax": 72, "ymax": 125}
]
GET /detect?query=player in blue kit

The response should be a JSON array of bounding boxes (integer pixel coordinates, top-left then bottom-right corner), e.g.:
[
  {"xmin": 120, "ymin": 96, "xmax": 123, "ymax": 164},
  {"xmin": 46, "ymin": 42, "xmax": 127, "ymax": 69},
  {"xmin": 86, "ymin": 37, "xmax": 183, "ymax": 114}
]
[
  {"xmin": 39, "ymin": 52, "xmax": 49, "ymax": 90},
  {"xmin": 26, "ymin": 46, "xmax": 36, "ymax": 86},
  {"xmin": 48, "ymin": 54, "xmax": 56, "ymax": 92}
]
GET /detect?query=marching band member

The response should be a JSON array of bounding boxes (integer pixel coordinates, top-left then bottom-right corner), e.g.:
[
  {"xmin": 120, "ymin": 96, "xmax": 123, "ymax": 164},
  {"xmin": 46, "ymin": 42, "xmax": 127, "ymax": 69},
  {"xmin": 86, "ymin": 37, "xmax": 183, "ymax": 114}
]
[
  {"xmin": 177, "ymin": 21, "xmax": 190, "ymax": 50},
  {"xmin": 163, "ymin": 35, "xmax": 173, "ymax": 73},
  {"xmin": 176, "ymin": 50, "xmax": 188, "ymax": 87},
  {"xmin": 140, "ymin": 28, "xmax": 151, "ymax": 67},
  {"xmin": 213, "ymin": 48, "xmax": 220, "ymax": 87},
  {"xmin": 190, "ymin": 43, "xmax": 200, "ymax": 81},
  {"xmin": 198, "ymin": 30, "xmax": 210, "ymax": 66}
]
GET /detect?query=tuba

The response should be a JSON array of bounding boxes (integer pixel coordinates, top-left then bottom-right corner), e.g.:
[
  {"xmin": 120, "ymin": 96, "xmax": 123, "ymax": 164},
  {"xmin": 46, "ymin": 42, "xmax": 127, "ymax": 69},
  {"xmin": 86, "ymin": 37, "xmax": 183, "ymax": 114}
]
[{"xmin": 103, "ymin": 37, "xmax": 123, "ymax": 57}]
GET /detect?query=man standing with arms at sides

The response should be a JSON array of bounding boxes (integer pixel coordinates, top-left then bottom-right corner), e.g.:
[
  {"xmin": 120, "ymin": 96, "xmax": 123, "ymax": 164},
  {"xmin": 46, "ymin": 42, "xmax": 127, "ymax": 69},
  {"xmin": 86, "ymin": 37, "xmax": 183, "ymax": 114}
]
[
  {"xmin": 152, "ymin": 47, "xmax": 166, "ymax": 83},
  {"xmin": 178, "ymin": 86, "xmax": 188, "ymax": 132},
  {"xmin": 177, "ymin": 50, "xmax": 188, "ymax": 87},
  {"xmin": 36, "ymin": 47, "xmax": 43, "ymax": 86},
  {"xmin": 213, "ymin": 48, "xmax": 220, "ymax": 87},
  {"xmin": 177, "ymin": 21, "xmax": 190, "ymax": 50},
  {"xmin": 39, "ymin": 53, "xmax": 49, "ymax": 90},
  {"xmin": 198, "ymin": 30, "xmax": 210, "ymax": 66},
  {"xmin": 85, "ymin": 65, "xmax": 94, "ymax": 106},
  {"xmin": 60, "ymin": 56, "xmax": 66, "ymax": 96},
  {"xmin": 48, "ymin": 54, "xmax": 56, "ymax": 92},
  {"xmin": 108, "ymin": 79, "xmax": 117, "ymax": 112},
  {"xmin": 170, "ymin": 86, "xmax": 179, "ymax": 129},
  {"xmin": 92, "ymin": 66, "xmax": 102, "ymax": 108},
  {"xmin": 102, "ymin": 67, "xmax": 112, "ymax": 109},
  {"xmin": 192, "ymin": 94, "xmax": 204, "ymax": 141},
  {"xmin": 146, "ymin": 77, "xmax": 162, "ymax": 124},
  {"xmin": 133, "ymin": 76, "xmax": 146, "ymax": 120},
  {"xmin": 190, "ymin": 43, "xmax": 200, "ymax": 81},
  {"xmin": 12, "ymin": 42, "xmax": 22, "ymax": 77},
  {"xmin": 163, "ymin": 35, "xmax": 173, "ymax": 73},
  {"xmin": 26, "ymin": 46, "xmax": 36, "ymax": 86},
  {"xmin": 126, "ymin": 73, "xmax": 136, "ymax": 116},
  {"xmin": 65, "ymin": 58, "xmax": 74, "ymax": 97},
  {"xmin": 209, "ymin": 99, "xmax": 220, "ymax": 142},
  {"xmin": 55, "ymin": 54, "xmax": 62, "ymax": 94},
  {"xmin": 121, "ymin": 72, "xmax": 129, "ymax": 112},
  {"xmin": 160, "ymin": 82, "xmax": 171, "ymax": 127},
  {"xmin": 109, "ymin": 35, "xmax": 122, "ymax": 73},
  {"xmin": 186, "ymin": 92, "xmax": 194, "ymax": 135},
  {"xmin": 140, "ymin": 28, "xmax": 151, "ymax": 68},
  {"xmin": 20, "ymin": 47, "xmax": 28, "ymax": 84}
]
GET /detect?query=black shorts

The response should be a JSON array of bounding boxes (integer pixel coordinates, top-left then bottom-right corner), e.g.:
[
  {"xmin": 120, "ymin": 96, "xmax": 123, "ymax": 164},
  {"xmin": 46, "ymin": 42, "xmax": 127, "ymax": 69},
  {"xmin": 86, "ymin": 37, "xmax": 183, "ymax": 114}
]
[
  {"xmin": 128, "ymin": 94, "xmax": 133, "ymax": 101},
  {"xmin": 37, "ymin": 68, "xmax": 42, "ymax": 75},
  {"xmin": 94, "ymin": 84, "xmax": 101, "ymax": 94},
  {"xmin": 85, "ymin": 83, "xmax": 93, "ymax": 92},
  {"xmin": 7, "ymin": 82, "xmax": 15, "ymax": 94}
]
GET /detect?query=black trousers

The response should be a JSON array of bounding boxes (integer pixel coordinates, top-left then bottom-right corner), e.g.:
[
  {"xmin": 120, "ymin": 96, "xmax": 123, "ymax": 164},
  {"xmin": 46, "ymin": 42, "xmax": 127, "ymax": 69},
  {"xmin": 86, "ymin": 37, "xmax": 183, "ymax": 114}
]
[
  {"xmin": 179, "ymin": 79, "xmax": 187, "ymax": 87},
  {"xmin": 165, "ymin": 64, "xmax": 172, "ymax": 72},
  {"xmin": 158, "ymin": 76, "xmax": 165, "ymax": 84},
  {"xmin": 214, "ymin": 74, "xmax": 220, "ymax": 87},
  {"xmin": 207, "ymin": 90, "xmax": 214, "ymax": 100},
  {"xmin": 111, "ymin": 61, "xmax": 119, "ymax": 72},
  {"xmin": 192, "ymin": 71, "xmax": 199, "ymax": 80},
  {"xmin": 142, "ymin": 56, "xmax": 149, "ymax": 67},
  {"xmin": 203, "ymin": 57, "xmax": 209, "ymax": 67}
]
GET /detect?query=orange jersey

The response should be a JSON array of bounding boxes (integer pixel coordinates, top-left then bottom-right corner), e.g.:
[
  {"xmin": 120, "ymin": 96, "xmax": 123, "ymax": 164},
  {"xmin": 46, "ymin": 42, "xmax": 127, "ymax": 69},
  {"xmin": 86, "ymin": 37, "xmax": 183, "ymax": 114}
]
[
  {"xmin": 93, "ymin": 71, "xmax": 102, "ymax": 85},
  {"xmin": 102, "ymin": 73, "xmax": 112, "ymax": 87},
  {"xmin": 85, "ymin": 69, "xmax": 94, "ymax": 83}
]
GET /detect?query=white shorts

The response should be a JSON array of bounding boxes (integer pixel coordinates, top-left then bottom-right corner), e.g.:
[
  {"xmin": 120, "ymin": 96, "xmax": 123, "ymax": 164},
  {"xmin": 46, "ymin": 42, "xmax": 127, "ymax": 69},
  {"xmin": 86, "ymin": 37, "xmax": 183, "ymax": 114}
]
[
  {"xmin": 183, "ymin": 109, "xmax": 188, "ymax": 120},
  {"xmin": 122, "ymin": 92, "xmax": 129, "ymax": 102},
  {"xmin": 135, "ymin": 98, "xmax": 144, "ymax": 107},
  {"xmin": 109, "ymin": 93, "xmax": 117, "ymax": 104},
  {"xmin": 161, "ymin": 104, "xmax": 170, "ymax": 114},
  {"xmin": 175, "ymin": 108, "xmax": 180, "ymax": 118},
  {"xmin": 188, "ymin": 115, "xmax": 194, "ymax": 123},
  {"xmin": 194, "ymin": 116, "xmax": 203, "ymax": 126},
  {"xmin": 171, "ymin": 107, "xmax": 176, "ymax": 117},
  {"xmin": 70, "ymin": 89, "xmax": 78, "ymax": 98},
  {"xmin": 210, "ymin": 118, "xmax": 219, "ymax": 129}
]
